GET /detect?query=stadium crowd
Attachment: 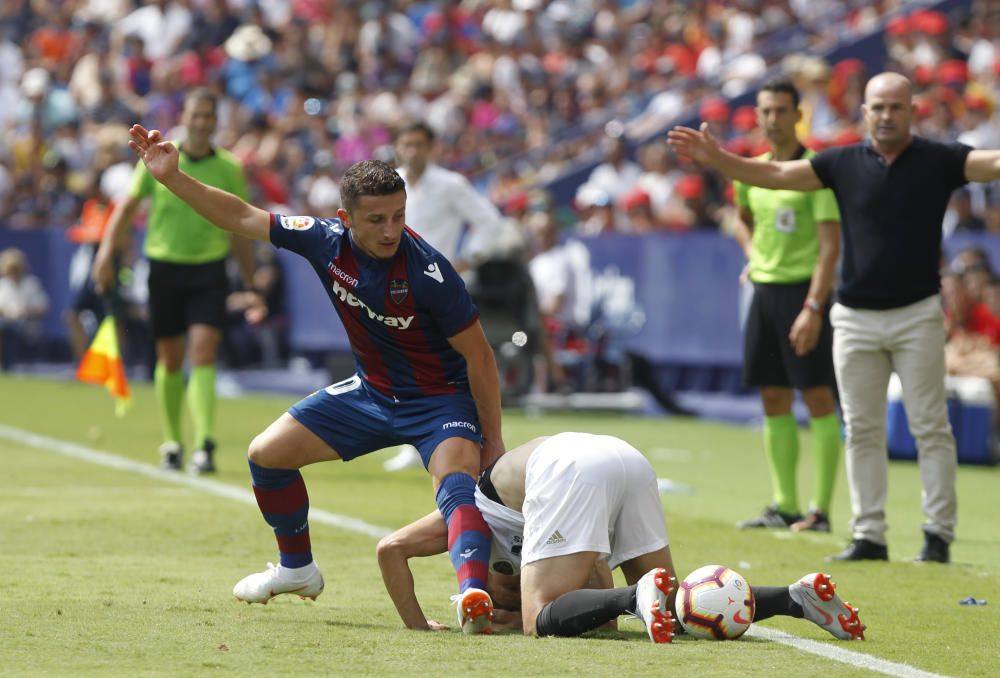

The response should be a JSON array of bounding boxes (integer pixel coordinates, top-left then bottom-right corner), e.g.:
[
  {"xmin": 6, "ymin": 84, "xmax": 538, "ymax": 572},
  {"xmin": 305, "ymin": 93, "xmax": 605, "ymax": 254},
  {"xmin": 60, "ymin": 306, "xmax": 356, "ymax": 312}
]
[{"xmin": 3, "ymin": 0, "xmax": 1000, "ymax": 373}]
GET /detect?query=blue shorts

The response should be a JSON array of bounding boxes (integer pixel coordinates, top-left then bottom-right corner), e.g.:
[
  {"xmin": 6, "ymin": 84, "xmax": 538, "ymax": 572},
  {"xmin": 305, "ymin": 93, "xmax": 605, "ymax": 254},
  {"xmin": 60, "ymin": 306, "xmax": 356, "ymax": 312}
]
[{"xmin": 288, "ymin": 375, "xmax": 482, "ymax": 467}]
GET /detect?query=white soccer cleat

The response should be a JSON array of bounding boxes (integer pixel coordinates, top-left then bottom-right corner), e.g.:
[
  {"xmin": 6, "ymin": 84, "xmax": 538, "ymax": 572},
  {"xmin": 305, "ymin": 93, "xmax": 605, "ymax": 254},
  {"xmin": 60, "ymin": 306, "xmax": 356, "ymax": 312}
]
[
  {"xmin": 453, "ymin": 587, "xmax": 494, "ymax": 635},
  {"xmin": 233, "ymin": 561, "xmax": 324, "ymax": 604},
  {"xmin": 635, "ymin": 567, "xmax": 675, "ymax": 643},
  {"xmin": 789, "ymin": 572, "xmax": 865, "ymax": 640},
  {"xmin": 383, "ymin": 444, "xmax": 423, "ymax": 472}
]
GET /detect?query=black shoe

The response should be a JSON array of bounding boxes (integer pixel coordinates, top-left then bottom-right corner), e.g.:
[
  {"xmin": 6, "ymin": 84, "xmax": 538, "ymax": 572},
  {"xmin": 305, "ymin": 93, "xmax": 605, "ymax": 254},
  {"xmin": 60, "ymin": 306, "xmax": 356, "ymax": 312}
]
[
  {"xmin": 188, "ymin": 438, "xmax": 216, "ymax": 474},
  {"xmin": 791, "ymin": 509, "xmax": 831, "ymax": 533},
  {"xmin": 826, "ymin": 538, "xmax": 888, "ymax": 562},
  {"xmin": 159, "ymin": 441, "xmax": 184, "ymax": 471},
  {"xmin": 915, "ymin": 530, "xmax": 950, "ymax": 563},
  {"xmin": 736, "ymin": 505, "xmax": 803, "ymax": 529}
]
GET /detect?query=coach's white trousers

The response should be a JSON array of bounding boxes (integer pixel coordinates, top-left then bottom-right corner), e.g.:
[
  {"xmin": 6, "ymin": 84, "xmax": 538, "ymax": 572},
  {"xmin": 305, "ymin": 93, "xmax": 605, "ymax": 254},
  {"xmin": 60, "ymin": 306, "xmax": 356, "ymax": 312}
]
[{"xmin": 830, "ymin": 295, "xmax": 957, "ymax": 545}]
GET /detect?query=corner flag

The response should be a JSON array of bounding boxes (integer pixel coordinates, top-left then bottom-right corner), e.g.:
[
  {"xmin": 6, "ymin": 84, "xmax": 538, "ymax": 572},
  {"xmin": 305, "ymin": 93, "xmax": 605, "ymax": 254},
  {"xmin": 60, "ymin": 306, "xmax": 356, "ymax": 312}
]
[{"xmin": 76, "ymin": 315, "xmax": 131, "ymax": 416}]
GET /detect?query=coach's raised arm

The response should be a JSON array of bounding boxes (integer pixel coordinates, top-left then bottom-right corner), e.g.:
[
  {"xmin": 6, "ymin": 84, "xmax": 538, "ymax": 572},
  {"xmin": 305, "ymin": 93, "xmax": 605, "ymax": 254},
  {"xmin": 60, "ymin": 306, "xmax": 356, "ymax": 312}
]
[{"xmin": 667, "ymin": 123, "xmax": 824, "ymax": 192}]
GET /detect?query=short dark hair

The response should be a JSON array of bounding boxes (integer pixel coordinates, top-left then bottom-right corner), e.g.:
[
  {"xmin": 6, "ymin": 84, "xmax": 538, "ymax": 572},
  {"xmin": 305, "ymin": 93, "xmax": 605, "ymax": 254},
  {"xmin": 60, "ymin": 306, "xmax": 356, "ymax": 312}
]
[
  {"xmin": 395, "ymin": 121, "xmax": 435, "ymax": 143},
  {"xmin": 184, "ymin": 87, "xmax": 218, "ymax": 114},
  {"xmin": 758, "ymin": 77, "xmax": 800, "ymax": 108},
  {"xmin": 340, "ymin": 160, "xmax": 406, "ymax": 214}
]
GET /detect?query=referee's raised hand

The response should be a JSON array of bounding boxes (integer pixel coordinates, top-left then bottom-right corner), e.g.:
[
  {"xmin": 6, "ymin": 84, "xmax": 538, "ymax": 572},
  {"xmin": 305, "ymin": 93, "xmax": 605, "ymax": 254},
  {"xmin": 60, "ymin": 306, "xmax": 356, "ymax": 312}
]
[{"xmin": 127, "ymin": 124, "xmax": 179, "ymax": 182}]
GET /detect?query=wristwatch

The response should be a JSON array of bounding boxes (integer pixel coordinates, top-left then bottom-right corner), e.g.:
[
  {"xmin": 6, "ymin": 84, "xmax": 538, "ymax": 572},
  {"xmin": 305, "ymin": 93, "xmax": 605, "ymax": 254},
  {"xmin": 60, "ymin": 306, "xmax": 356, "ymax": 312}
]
[{"xmin": 803, "ymin": 297, "xmax": 822, "ymax": 313}]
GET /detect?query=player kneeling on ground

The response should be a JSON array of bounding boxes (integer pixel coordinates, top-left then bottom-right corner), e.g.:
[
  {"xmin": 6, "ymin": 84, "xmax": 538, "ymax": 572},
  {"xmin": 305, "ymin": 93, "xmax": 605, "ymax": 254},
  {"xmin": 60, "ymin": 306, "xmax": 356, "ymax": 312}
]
[{"xmin": 377, "ymin": 432, "xmax": 865, "ymax": 641}]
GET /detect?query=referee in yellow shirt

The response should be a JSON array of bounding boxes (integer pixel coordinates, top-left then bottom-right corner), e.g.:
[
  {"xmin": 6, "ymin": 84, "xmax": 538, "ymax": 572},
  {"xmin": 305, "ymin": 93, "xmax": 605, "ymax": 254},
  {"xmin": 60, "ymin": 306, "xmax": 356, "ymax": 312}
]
[
  {"xmin": 733, "ymin": 78, "xmax": 842, "ymax": 533},
  {"xmin": 93, "ymin": 88, "xmax": 255, "ymax": 473}
]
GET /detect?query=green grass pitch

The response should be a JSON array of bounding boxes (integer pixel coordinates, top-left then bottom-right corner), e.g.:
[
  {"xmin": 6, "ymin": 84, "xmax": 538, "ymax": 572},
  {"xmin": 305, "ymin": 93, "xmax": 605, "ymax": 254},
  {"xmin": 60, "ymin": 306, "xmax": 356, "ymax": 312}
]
[{"xmin": 0, "ymin": 374, "xmax": 996, "ymax": 676}]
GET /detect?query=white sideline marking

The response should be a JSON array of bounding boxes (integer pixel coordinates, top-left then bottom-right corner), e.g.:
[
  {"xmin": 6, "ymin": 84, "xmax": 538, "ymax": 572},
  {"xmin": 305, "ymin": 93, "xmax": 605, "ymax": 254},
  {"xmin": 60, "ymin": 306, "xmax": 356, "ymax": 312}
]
[
  {"xmin": 747, "ymin": 627, "xmax": 948, "ymax": 678},
  {"xmin": 0, "ymin": 423, "xmax": 391, "ymax": 539},
  {"xmin": 0, "ymin": 424, "xmax": 949, "ymax": 676}
]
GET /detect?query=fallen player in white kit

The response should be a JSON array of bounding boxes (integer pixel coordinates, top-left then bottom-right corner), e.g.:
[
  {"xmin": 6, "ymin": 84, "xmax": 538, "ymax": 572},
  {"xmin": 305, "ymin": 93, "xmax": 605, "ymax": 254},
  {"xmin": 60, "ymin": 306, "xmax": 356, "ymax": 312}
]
[{"xmin": 377, "ymin": 432, "xmax": 865, "ymax": 641}]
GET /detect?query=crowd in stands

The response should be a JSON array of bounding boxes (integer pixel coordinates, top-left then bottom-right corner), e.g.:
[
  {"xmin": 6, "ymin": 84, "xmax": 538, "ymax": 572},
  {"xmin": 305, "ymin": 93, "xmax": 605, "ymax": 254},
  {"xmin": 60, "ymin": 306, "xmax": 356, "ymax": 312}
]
[
  {"xmin": 1, "ymin": 0, "xmax": 975, "ymax": 233},
  {"xmin": 4, "ymin": 0, "xmax": 1000, "ymax": 378}
]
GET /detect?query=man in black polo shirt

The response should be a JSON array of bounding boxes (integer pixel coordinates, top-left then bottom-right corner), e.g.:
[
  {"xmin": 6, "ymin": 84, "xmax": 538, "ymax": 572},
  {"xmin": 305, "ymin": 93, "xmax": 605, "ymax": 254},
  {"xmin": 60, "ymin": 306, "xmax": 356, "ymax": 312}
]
[{"xmin": 669, "ymin": 72, "xmax": 1000, "ymax": 563}]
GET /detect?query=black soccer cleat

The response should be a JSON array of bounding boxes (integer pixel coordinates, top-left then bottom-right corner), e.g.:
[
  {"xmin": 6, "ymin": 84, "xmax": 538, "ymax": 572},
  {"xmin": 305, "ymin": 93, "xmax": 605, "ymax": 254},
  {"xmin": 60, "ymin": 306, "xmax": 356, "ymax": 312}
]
[
  {"xmin": 159, "ymin": 441, "xmax": 184, "ymax": 471},
  {"xmin": 791, "ymin": 509, "xmax": 831, "ymax": 533},
  {"xmin": 188, "ymin": 438, "xmax": 217, "ymax": 474},
  {"xmin": 737, "ymin": 505, "xmax": 803, "ymax": 529},
  {"xmin": 914, "ymin": 530, "xmax": 949, "ymax": 563},
  {"xmin": 826, "ymin": 538, "xmax": 888, "ymax": 562}
]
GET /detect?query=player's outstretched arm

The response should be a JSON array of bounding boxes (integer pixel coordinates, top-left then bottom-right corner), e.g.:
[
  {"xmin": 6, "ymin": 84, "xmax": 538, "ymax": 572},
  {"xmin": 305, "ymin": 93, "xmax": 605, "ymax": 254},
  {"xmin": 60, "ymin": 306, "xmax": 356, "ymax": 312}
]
[
  {"xmin": 667, "ymin": 123, "xmax": 823, "ymax": 191},
  {"xmin": 965, "ymin": 149, "xmax": 1000, "ymax": 183},
  {"xmin": 376, "ymin": 510, "xmax": 450, "ymax": 631},
  {"xmin": 449, "ymin": 320, "xmax": 506, "ymax": 472},
  {"xmin": 126, "ymin": 124, "xmax": 271, "ymax": 242}
]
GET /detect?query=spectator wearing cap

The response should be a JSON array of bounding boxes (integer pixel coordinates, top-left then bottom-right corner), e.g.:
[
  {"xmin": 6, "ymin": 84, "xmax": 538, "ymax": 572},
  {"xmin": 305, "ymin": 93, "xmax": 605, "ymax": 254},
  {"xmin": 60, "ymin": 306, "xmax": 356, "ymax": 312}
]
[
  {"xmin": 731, "ymin": 77, "xmax": 843, "ymax": 535},
  {"xmin": 662, "ymin": 172, "xmax": 719, "ymax": 231},
  {"xmin": 619, "ymin": 187, "xmax": 657, "ymax": 232},
  {"xmin": 699, "ymin": 97, "xmax": 731, "ymax": 142}
]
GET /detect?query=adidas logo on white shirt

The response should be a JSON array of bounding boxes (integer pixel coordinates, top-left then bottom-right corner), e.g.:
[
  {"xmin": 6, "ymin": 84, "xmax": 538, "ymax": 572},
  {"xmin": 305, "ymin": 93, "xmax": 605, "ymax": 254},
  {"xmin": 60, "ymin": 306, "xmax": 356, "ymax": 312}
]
[{"xmin": 544, "ymin": 531, "xmax": 566, "ymax": 545}]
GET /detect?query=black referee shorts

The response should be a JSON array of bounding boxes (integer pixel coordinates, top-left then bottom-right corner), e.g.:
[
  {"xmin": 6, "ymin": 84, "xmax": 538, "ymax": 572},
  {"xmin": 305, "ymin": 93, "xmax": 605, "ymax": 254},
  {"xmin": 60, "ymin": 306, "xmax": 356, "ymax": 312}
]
[
  {"xmin": 147, "ymin": 258, "xmax": 229, "ymax": 339},
  {"xmin": 743, "ymin": 281, "xmax": 835, "ymax": 390}
]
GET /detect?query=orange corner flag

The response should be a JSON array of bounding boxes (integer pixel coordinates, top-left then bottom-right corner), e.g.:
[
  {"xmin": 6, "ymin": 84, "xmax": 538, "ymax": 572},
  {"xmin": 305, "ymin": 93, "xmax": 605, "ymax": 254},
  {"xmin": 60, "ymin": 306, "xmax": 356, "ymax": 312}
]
[{"xmin": 76, "ymin": 315, "xmax": 131, "ymax": 417}]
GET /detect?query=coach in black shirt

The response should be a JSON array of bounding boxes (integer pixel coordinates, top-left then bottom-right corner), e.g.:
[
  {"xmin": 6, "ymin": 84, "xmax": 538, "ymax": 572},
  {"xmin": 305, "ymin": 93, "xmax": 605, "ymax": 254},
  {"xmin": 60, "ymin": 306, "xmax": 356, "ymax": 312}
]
[{"xmin": 669, "ymin": 72, "xmax": 1000, "ymax": 564}]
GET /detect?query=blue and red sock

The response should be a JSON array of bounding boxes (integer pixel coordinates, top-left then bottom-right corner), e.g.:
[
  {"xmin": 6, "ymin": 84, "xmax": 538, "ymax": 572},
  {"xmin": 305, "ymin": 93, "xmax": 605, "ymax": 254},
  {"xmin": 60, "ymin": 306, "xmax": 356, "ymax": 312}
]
[
  {"xmin": 249, "ymin": 460, "xmax": 312, "ymax": 569},
  {"xmin": 436, "ymin": 472, "xmax": 491, "ymax": 593}
]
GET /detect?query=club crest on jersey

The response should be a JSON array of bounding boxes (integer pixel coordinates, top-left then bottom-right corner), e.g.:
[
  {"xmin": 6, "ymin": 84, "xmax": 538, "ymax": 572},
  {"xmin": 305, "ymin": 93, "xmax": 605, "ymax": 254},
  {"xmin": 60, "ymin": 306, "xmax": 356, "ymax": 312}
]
[
  {"xmin": 389, "ymin": 279, "xmax": 409, "ymax": 304},
  {"xmin": 280, "ymin": 215, "xmax": 315, "ymax": 231}
]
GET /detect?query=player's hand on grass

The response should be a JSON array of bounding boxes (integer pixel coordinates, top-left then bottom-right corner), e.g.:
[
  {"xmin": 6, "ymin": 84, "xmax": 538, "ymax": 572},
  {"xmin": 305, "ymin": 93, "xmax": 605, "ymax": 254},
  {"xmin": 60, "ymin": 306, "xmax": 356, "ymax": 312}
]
[
  {"xmin": 667, "ymin": 123, "xmax": 722, "ymax": 166},
  {"xmin": 425, "ymin": 619, "xmax": 449, "ymax": 631},
  {"xmin": 128, "ymin": 124, "xmax": 179, "ymax": 182},
  {"xmin": 789, "ymin": 308, "xmax": 821, "ymax": 356}
]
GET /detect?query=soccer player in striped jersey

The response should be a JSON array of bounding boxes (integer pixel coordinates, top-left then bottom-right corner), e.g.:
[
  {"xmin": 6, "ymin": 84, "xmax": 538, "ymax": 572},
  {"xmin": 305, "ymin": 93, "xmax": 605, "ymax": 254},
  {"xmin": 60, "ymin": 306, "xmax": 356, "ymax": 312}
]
[{"xmin": 123, "ymin": 123, "xmax": 504, "ymax": 630}]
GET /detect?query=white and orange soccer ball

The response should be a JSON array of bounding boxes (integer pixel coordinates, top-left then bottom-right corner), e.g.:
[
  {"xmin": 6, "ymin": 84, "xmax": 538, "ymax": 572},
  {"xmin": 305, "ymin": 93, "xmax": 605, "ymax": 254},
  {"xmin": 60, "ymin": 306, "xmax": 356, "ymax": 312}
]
[{"xmin": 674, "ymin": 564, "xmax": 754, "ymax": 640}]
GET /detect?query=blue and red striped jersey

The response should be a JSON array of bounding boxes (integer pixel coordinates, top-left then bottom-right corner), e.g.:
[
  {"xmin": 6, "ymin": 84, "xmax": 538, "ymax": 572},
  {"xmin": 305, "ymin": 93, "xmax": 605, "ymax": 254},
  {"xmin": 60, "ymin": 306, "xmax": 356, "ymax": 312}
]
[{"xmin": 270, "ymin": 213, "xmax": 480, "ymax": 399}]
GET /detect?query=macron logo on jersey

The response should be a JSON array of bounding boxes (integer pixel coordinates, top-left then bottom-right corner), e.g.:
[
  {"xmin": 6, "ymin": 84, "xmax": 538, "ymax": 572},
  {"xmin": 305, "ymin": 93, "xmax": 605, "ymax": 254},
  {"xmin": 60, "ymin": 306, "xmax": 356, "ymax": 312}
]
[
  {"xmin": 331, "ymin": 280, "xmax": 414, "ymax": 329},
  {"xmin": 327, "ymin": 262, "xmax": 358, "ymax": 288},
  {"xmin": 423, "ymin": 263, "xmax": 444, "ymax": 284}
]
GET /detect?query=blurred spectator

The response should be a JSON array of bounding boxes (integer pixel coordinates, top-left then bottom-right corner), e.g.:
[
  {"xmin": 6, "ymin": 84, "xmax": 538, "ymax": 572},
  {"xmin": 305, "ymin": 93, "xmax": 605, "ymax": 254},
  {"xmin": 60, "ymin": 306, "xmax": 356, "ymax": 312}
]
[
  {"xmin": 393, "ymin": 121, "xmax": 503, "ymax": 273},
  {"xmin": 223, "ymin": 245, "xmax": 288, "ymax": 369},
  {"xmin": 585, "ymin": 133, "xmax": 642, "ymax": 203},
  {"xmin": 0, "ymin": 247, "xmax": 50, "ymax": 369},
  {"xmin": 941, "ymin": 269, "xmax": 1000, "ymax": 420},
  {"xmin": 951, "ymin": 246, "xmax": 994, "ymax": 303},
  {"xmin": 662, "ymin": 173, "xmax": 721, "ymax": 231},
  {"xmin": 944, "ymin": 187, "xmax": 986, "ymax": 236}
]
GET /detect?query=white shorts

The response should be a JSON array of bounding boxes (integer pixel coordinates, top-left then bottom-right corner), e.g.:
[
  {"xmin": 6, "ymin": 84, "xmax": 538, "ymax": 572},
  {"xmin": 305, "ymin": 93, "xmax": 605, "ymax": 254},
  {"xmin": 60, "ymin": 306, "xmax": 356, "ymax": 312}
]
[{"xmin": 521, "ymin": 432, "xmax": 669, "ymax": 569}]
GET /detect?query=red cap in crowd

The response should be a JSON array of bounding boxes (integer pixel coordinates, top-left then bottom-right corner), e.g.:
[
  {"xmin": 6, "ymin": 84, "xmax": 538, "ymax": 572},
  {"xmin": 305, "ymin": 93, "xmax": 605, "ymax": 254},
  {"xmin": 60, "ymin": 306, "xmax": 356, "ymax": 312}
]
[
  {"xmin": 731, "ymin": 105, "xmax": 757, "ymax": 132},
  {"xmin": 619, "ymin": 188, "xmax": 651, "ymax": 212},
  {"xmin": 937, "ymin": 59, "xmax": 968, "ymax": 85},
  {"xmin": 700, "ymin": 98, "xmax": 731, "ymax": 123},
  {"xmin": 912, "ymin": 9, "xmax": 948, "ymax": 35},
  {"xmin": 886, "ymin": 15, "xmax": 910, "ymax": 37},
  {"xmin": 676, "ymin": 174, "xmax": 705, "ymax": 200},
  {"xmin": 832, "ymin": 128, "xmax": 863, "ymax": 147}
]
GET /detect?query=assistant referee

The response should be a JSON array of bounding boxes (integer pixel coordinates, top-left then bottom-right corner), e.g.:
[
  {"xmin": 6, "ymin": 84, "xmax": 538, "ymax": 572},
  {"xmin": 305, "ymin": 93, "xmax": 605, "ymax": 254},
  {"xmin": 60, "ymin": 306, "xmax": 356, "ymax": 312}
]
[
  {"xmin": 733, "ymin": 78, "xmax": 842, "ymax": 535},
  {"xmin": 93, "ymin": 88, "xmax": 254, "ymax": 474}
]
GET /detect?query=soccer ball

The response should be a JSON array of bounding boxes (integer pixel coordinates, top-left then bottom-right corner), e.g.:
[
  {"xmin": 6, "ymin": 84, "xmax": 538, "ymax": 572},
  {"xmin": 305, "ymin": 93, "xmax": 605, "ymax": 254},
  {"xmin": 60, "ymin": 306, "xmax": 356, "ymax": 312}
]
[{"xmin": 674, "ymin": 564, "xmax": 754, "ymax": 640}]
